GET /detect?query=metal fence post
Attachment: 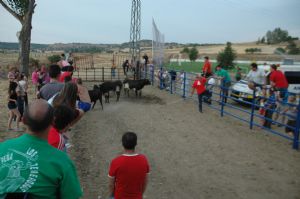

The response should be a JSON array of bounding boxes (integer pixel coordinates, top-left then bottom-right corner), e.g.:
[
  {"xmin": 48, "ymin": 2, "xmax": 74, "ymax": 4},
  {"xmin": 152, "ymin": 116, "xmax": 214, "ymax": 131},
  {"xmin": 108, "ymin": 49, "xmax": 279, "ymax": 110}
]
[
  {"xmin": 170, "ymin": 78, "xmax": 173, "ymax": 94},
  {"xmin": 94, "ymin": 68, "xmax": 96, "ymax": 81},
  {"xmin": 159, "ymin": 67, "xmax": 163, "ymax": 89},
  {"xmin": 220, "ymin": 80, "xmax": 225, "ymax": 117},
  {"xmin": 293, "ymin": 99, "xmax": 300, "ymax": 150},
  {"xmin": 151, "ymin": 66, "xmax": 154, "ymax": 85},
  {"xmin": 250, "ymin": 89, "xmax": 256, "ymax": 129},
  {"xmin": 182, "ymin": 72, "xmax": 186, "ymax": 98},
  {"xmin": 85, "ymin": 67, "xmax": 87, "ymax": 81},
  {"xmin": 102, "ymin": 67, "xmax": 104, "ymax": 82},
  {"xmin": 144, "ymin": 65, "xmax": 147, "ymax": 79}
]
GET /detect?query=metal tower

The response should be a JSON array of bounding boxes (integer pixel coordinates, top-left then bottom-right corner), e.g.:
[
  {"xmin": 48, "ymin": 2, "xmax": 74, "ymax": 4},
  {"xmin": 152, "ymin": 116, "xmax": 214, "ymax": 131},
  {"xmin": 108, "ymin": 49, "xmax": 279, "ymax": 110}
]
[{"xmin": 129, "ymin": 0, "xmax": 141, "ymax": 78}]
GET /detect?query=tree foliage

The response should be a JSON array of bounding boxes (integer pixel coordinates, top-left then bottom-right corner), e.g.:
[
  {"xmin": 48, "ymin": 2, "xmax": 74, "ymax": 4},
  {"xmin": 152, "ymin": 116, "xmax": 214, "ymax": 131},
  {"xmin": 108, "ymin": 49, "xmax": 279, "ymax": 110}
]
[
  {"xmin": 217, "ymin": 42, "xmax": 236, "ymax": 69},
  {"xmin": 264, "ymin": 27, "xmax": 296, "ymax": 44},
  {"xmin": 245, "ymin": 48, "xmax": 261, "ymax": 54},
  {"xmin": 3, "ymin": 0, "xmax": 28, "ymax": 17},
  {"xmin": 48, "ymin": 55, "xmax": 61, "ymax": 64},
  {"xmin": 0, "ymin": 0, "xmax": 36, "ymax": 76},
  {"xmin": 181, "ymin": 47, "xmax": 189, "ymax": 54},
  {"xmin": 188, "ymin": 47, "xmax": 198, "ymax": 61},
  {"xmin": 274, "ymin": 47, "xmax": 286, "ymax": 55}
]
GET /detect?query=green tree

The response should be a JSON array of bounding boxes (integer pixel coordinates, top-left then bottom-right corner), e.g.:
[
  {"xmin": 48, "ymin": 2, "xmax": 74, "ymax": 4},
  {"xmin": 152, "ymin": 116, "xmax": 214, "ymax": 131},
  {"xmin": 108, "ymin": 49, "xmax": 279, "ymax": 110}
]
[
  {"xmin": 261, "ymin": 37, "xmax": 265, "ymax": 43},
  {"xmin": 217, "ymin": 42, "xmax": 236, "ymax": 69},
  {"xmin": 274, "ymin": 47, "xmax": 286, "ymax": 55},
  {"xmin": 48, "ymin": 55, "xmax": 61, "ymax": 64},
  {"xmin": 265, "ymin": 27, "xmax": 289, "ymax": 44},
  {"xmin": 0, "ymin": 0, "xmax": 36, "ymax": 76},
  {"xmin": 188, "ymin": 47, "xmax": 198, "ymax": 61},
  {"xmin": 181, "ymin": 47, "xmax": 189, "ymax": 54}
]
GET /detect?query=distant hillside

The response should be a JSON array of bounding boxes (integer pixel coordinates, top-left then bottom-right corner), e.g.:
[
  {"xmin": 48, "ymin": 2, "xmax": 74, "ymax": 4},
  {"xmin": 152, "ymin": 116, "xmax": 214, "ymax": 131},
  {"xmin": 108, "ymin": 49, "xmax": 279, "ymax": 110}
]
[
  {"xmin": 0, "ymin": 40, "xmax": 186, "ymax": 52},
  {"xmin": 0, "ymin": 42, "xmax": 48, "ymax": 50},
  {"xmin": 0, "ymin": 40, "xmax": 173, "ymax": 52}
]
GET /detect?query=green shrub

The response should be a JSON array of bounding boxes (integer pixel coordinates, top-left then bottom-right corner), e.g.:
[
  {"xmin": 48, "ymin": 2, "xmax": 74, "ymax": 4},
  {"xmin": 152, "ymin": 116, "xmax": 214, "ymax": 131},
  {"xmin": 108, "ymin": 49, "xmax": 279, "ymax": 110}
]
[
  {"xmin": 48, "ymin": 55, "xmax": 61, "ymax": 63},
  {"xmin": 217, "ymin": 42, "xmax": 236, "ymax": 69}
]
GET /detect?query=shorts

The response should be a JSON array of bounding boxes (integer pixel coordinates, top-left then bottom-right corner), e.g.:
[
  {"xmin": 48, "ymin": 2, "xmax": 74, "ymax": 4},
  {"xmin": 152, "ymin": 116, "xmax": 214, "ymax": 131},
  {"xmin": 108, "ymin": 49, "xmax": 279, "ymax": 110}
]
[
  {"xmin": 285, "ymin": 120, "xmax": 296, "ymax": 133},
  {"xmin": 78, "ymin": 101, "xmax": 91, "ymax": 112},
  {"xmin": 277, "ymin": 88, "xmax": 288, "ymax": 102},
  {"xmin": 8, "ymin": 103, "xmax": 17, "ymax": 110},
  {"xmin": 259, "ymin": 108, "xmax": 266, "ymax": 115}
]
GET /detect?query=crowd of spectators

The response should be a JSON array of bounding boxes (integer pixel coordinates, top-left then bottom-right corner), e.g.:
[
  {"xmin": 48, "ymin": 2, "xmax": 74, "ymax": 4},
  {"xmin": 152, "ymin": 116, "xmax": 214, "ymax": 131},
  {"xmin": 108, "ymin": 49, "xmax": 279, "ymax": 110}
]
[
  {"xmin": 158, "ymin": 57, "xmax": 298, "ymax": 137},
  {"xmin": 1, "ymin": 53, "xmax": 299, "ymax": 198},
  {"xmin": 1, "ymin": 54, "xmax": 150, "ymax": 199}
]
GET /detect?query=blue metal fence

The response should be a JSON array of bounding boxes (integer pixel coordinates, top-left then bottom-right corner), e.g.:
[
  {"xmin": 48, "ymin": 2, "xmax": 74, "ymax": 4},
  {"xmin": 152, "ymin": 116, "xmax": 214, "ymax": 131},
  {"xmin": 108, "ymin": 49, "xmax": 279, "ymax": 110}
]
[{"xmin": 141, "ymin": 66, "xmax": 300, "ymax": 150}]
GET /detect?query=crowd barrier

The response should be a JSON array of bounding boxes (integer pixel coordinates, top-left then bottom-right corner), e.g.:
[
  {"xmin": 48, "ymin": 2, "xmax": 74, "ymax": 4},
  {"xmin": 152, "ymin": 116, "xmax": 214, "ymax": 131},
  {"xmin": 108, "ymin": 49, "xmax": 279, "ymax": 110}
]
[
  {"xmin": 141, "ymin": 67, "xmax": 300, "ymax": 150},
  {"xmin": 76, "ymin": 64, "xmax": 299, "ymax": 150}
]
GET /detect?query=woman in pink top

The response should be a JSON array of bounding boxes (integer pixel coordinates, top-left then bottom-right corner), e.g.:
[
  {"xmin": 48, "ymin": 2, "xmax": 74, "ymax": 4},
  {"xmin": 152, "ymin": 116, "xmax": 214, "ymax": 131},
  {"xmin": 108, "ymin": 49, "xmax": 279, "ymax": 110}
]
[{"xmin": 31, "ymin": 67, "xmax": 39, "ymax": 92}]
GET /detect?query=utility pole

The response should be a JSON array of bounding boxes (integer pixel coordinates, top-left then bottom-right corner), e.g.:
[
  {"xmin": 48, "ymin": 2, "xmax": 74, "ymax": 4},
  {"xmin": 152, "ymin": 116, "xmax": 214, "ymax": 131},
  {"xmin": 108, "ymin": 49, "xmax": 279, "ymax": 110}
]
[{"xmin": 129, "ymin": 0, "xmax": 141, "ymax": 79}]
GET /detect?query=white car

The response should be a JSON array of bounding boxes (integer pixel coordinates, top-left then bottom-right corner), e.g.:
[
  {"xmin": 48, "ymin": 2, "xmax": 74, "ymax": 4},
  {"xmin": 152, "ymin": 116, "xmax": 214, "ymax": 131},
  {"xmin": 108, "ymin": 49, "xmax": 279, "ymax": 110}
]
[
  {"xmin": 230, "ymin": 80, "xmax": 261, "ymax": 104},
  {"xmin": 230, "ymin": 64, "xmax": 300, "ymax": 105}
]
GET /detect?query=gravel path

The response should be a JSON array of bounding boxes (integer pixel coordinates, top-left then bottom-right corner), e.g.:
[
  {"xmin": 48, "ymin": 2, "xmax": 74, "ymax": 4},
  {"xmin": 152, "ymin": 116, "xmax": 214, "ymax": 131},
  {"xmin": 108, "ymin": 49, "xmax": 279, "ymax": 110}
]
[{"xmin": 69, "ymin": 86, "xmax": 300, "ymax": 199}]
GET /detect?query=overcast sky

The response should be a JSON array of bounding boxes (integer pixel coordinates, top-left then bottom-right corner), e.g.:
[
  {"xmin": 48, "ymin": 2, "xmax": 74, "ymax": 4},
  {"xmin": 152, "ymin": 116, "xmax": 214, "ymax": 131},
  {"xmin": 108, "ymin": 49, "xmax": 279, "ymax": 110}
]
[{"xmin": 0, "ymin": 0, "xmax": 299, "ymax": 44}]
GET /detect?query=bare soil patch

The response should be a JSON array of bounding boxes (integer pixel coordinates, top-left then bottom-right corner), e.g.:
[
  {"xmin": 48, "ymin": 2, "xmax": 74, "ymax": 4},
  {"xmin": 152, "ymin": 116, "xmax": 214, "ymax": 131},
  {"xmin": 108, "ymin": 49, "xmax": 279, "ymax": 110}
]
[{"xmin": 67, "ymin": 86, "xmax": 300, "ymax": 199}]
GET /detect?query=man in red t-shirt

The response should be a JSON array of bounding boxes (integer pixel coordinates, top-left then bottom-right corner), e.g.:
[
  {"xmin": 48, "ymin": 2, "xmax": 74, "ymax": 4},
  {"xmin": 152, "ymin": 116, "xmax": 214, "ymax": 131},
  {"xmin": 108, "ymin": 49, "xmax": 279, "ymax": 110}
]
[
  {"xmin": 202, "ymin": 56, "xmax": 212, "ymax": 77},
  {"xmin": 269, "ymin": 64, "xmax": 289, "ymax": 102},
  {"xmin": 108, "ymin": 132, "xmax": 150, "ymax": 199},
  {"xmin": 191, "ymin": 74, "xmax": 207, "ymax": 113},
  {"xmin": 270, "ymin": 64, "xmax": 288, "ymax": 89}
]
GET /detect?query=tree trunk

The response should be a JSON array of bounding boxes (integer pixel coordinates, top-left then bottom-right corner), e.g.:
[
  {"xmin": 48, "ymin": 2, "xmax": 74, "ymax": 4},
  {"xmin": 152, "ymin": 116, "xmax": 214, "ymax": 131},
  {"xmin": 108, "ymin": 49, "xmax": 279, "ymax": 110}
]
[{"xmin": 18, "ymin": 0, "xmax": 35, "ymax": 76}]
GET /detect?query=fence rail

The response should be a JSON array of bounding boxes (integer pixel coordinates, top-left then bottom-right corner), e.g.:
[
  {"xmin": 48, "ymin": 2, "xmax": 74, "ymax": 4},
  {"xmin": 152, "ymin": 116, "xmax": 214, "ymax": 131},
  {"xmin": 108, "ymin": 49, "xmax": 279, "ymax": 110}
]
[
  {"xmin": 78, "ymin": 64, "xmax": 300, "ymax": 150},
  {"xmin": 141, "ymin": 66, "xmax": 300, "ymax": 150}
]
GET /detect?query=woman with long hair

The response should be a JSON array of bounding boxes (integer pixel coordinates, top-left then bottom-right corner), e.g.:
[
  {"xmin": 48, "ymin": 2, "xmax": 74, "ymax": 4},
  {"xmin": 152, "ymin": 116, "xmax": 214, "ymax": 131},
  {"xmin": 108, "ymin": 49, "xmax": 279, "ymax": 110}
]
[
  {"xmin": 52, "ymin": 82, "xmax": 84, "ymax": 126},
  {"xmin": 7, "ymin": 81, "xmax": 22, "ymax": 131}
]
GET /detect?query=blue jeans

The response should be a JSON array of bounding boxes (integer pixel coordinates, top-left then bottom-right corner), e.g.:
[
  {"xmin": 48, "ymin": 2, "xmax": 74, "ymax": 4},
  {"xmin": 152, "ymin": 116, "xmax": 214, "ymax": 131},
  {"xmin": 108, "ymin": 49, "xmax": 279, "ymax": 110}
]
[
  {"xmin": 17, "ymin": 97, "xmax": 24, "ymax": 117},
  {"xmin": 277, "ymin": 88, "xmax": 288, "ymax": 103}
]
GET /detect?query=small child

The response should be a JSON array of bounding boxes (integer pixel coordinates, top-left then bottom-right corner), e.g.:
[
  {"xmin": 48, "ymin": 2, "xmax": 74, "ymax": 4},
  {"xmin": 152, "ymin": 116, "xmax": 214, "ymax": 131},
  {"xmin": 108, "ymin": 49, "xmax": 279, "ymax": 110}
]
[
  {"xmin": 48, "ymin": 105, "xmax": 75, "ymax": 151},
  {"xmin": 259, "ymin": 88, "xmax": 267, "ymax": 126},
  {"xmin": 283, "ymin": 95, "xmax": 298, "ymax": 137},
  {"xmin": 263, "ymin": 88, "xmax": 276, "ymax": 129},
  {"xmin": 76, "ymin": 78, "xmax": 92, "ymax": 112}
]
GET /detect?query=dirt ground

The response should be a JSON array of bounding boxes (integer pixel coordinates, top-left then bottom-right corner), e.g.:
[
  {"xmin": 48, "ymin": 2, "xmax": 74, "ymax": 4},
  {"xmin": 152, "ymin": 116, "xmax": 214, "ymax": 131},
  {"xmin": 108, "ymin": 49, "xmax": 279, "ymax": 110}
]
[
  {"xmin": 0, "ymin": 78, "xmax": 299, "ymax": 199},
  {"xmin": 66, "ymin": 85, "xmax": 299, "ymax": 199}
]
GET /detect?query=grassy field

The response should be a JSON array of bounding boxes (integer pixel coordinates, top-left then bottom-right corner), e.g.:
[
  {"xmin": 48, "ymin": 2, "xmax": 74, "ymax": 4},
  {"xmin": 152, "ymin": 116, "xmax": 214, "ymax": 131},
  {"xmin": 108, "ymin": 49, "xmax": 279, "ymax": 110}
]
[{"xmin": 165, "ymin": 61, "xmax": 250, "ymax": 74}]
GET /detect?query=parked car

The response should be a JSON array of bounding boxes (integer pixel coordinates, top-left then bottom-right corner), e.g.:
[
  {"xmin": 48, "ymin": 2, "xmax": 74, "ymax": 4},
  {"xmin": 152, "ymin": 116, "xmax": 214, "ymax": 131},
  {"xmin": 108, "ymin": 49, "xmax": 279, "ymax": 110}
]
[{"xmin": 230, "ymin": 64, "xmax": 300, "ymax": 105}]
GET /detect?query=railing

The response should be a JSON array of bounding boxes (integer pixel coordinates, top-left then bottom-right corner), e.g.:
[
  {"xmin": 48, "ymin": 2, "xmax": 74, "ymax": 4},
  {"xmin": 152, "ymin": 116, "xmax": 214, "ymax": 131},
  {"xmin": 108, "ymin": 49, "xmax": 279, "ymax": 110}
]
[
  {"xmin": 142, "ymin": 66, "xmax": 300, "ymax": 150},
  {"xmin": 76, "ymin": 64, "xmax": 300, "ymax": 150},
  {"xmin": 74, "ymin": 66, "xmax": 126, "ymax": 82}
]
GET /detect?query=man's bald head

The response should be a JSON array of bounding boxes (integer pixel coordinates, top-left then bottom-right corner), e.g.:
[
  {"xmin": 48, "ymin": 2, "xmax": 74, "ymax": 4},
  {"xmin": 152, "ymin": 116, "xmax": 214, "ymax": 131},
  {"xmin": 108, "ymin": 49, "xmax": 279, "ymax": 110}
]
[{"xmin": 23, "ymin": 99, "xmax": 54, "ymax": 133}]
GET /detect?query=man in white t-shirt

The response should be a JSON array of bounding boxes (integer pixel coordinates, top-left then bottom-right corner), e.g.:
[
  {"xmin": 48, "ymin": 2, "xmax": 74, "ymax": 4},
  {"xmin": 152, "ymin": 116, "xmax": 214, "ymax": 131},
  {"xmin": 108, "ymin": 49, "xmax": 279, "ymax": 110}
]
[{"xmin": 246, "ymin": 63, "xmax": 265, "ymax": 90}]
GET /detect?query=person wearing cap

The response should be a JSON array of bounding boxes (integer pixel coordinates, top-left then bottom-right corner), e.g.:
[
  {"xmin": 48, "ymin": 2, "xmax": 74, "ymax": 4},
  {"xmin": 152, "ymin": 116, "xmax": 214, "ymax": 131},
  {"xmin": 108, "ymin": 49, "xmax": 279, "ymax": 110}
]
[
  {"xmin": 202, "ymin": 56, "xmax": 212, "ymax": 78},
  {"xmin": 190, "ymin": 74, "xmax": 207, "ymax": 113}
]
